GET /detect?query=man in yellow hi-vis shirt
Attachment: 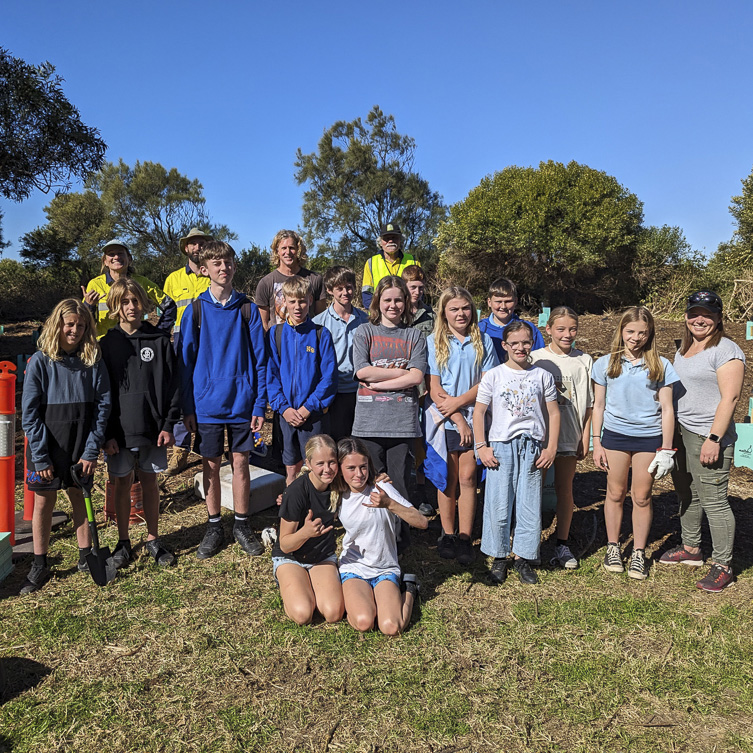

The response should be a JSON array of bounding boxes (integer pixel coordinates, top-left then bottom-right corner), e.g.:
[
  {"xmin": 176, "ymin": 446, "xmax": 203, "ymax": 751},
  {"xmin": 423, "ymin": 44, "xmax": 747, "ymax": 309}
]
[{"xmin": 361, "ymin": 222, "xmax": 420, "ymax": 308}]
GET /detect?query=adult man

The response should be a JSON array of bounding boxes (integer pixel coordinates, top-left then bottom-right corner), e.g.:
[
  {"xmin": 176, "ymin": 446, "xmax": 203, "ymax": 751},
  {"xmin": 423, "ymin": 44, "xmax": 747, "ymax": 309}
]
[
  {"xmin": 361, "ymin": 222, "xmax": 420, "ymax": 309},
  {"xmin": 254, "ymin": 230, "xmax": 326, "ymax": 329},
  {"xmin": 163, "ymin": 227, "xmax": 212, "ymax": 475}
]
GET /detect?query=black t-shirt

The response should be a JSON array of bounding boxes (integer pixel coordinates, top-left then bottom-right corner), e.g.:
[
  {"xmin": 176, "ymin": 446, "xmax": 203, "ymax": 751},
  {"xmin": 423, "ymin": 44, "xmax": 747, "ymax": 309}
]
[{"xmin": 271, "ymin": 473, "xmax": 336, "ymax": 564}]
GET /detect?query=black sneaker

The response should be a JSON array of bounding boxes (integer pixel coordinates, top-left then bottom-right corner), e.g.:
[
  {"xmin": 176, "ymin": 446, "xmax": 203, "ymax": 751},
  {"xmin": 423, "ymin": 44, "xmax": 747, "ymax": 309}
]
[
  {"xmin": 489, "ymin": 558, "xmax": 508, "ymax": 585},
  {"xmin": 19, "ymin": 564, "xmax": 51, "ymax": 595},
  {"xmin": 197, "ymin": 525, "xmax": 226, "ymax": 560},
  {"xmin": 233, "ymin": 524, "xmax": 264, "ymax": 557},
  {"xmin": 514, "ymin": 558, "xmax": 538, "ymax": 585},
  {"xmin": 145, "ymin": 539, "xmax": 177, "ymax": 567},
  {"xmin": 77, "ymin": 559, "xmax": 90, "ymax": 573},
  {"xmin": 437, "ymin": 533, "xmax": 457, "ymax": 560},
  {"xmin": 418, "ymin": 502, "xmax": 435, "ymax": 517},
  {"xmin": 112, "ymin": 541, "xmax": 133, "ymax": 570},
  {"xmin": 456, "ymin": 536, "xmax": 475, "ymax": 566},
  {"xmin": 402, "ymin": 573, "xmax": 421, "ymax": 600}
]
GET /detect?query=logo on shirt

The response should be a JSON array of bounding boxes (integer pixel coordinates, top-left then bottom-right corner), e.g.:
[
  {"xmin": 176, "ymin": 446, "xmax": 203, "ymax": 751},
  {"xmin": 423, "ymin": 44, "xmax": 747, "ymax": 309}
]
[{"xmin": 140, "ymin": 347, "xmax": 154, "ymax": 362}]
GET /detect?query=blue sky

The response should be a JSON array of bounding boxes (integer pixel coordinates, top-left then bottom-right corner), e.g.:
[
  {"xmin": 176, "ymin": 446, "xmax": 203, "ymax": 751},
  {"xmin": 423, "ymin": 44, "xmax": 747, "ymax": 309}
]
[{"xmin": 2, "ymin": 1, "xmax": 752, "ymax": 262}]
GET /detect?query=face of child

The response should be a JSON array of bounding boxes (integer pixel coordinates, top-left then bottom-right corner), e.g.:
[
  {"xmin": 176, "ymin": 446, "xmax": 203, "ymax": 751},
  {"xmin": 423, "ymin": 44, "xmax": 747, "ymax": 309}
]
[
  {"xmin": 284, "ymin": 295, "xmax": 310, "ymax": 324},
  {"xmin": 119, "ymin": 292, "xmax": 144, "ymax": 325},
  {"xmin": 330, "ymin": 283, "xmax": 354, "ymax": 309},
  {"xmin": 277, "ymin": 237, "xmax": 299, "ymax": 268},
  {"xmin": 201, "ymin": 256, "xmax": 236, "ymax": 287},
  {"xmin": 104, "ymin": 246, "xmax": 129, "ymax": 274},
  {"xmin": 445, "ymin": 297, "xmax": 473, "ymax": 335},
  {"xmin": 502, "ymin": 328, "xmax": 533, "ymax": 366},
  {"xmin": 59, "ymin": 314, "xmax": 86, "ymax": 352},
  {"xmin": 379, "ymin": 286, "xmax": 406, "ymax": 326},
  {"xmin": 340, "ymin": 453, "xmax": 370, "ymax": 493},
  {"xmin": 488, "ymin": 295, "xmax": 517, "ymax": 325},
  {"xmin": 546, "ymin": 316, "xmax": 578, "ymax": 353},
  {"xmin": 405, "ymin": 280, "xmax": 424, "ymax": 306},
  {"xmin": 308, "ymin": 447, "xmax": 338, "ymax": 487},
  {"xmin": 621, "ymin": 320, "xmax": 650, "ymax": 355}
]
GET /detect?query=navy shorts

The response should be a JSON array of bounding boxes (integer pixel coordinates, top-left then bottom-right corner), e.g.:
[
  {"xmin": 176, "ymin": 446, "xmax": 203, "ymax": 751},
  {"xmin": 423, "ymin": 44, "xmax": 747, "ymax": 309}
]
[
  {"xmin": 279, "ymin": 413, "xmax": 328, "ymax": 465},
  {"xmin": 446, "ymin": 429, "xmax": 472, "ymax": 454},
  {"xmin": 600, "ymin": 428, "xmax": 662, "ymax": 454},
  {"xmin": 195, "ymin": 422, "xmax": 255, "ymax": 458}
]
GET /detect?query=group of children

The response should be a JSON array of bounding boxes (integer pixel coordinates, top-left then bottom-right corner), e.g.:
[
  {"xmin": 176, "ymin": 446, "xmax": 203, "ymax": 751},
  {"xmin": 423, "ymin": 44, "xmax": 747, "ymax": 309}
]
[{"xmin": 19, "ymin": 235, "xmax": 742, "ymax": 632}]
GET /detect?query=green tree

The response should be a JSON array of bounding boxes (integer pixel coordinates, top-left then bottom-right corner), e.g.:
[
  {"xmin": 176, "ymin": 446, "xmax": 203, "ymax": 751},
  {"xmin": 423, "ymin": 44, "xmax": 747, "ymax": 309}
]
[
  {"xmin": 437, "ymin": 160, "xmax": 694, "ymax": 310},
  {"xmin": 294, "ymin": 105, "xmax": 446, "ymax": 272},
  {"xmin": 709, "ymin": 164, "xmax": 753, "ymax": 274},
  {"xmin": 0, "ymin": 47, "xmax": 106, "ymax": 202}
]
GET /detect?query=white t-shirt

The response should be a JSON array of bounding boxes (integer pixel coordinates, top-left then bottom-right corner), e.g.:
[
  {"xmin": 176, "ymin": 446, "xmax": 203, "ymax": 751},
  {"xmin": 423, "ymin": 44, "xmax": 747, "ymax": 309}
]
[
  {"xmin": 476, "ymin": 363, "xmax": 557, "ymax": 442},
  {"xmin": 531, "ymin": 347, "xmax": 593, "ymax": 452},
  {"xmin": 338, "ymin": 480, "xmax": 412, "ymax": 578}
]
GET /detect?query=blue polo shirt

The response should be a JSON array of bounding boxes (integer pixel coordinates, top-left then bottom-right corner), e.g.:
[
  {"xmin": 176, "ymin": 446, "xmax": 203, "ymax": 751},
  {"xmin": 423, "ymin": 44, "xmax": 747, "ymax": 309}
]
[
  {"xmin": 592, "ymin": 355, "xmax": 680, "ymax": 437},
  {"xmin": 427, "ymin": 332, "xmax": 499, "ymax": 399},
  {"xmin": 312, "ymin": 304, "xmax": 369, "ymax": 393},
  {"xmin": 478, "ymin": 313, "xmax": 545, "ymax": 362}
]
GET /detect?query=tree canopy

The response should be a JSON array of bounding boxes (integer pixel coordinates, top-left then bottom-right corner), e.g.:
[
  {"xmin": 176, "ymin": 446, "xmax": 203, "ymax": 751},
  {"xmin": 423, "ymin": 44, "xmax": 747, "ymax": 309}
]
[
  {"xmin": 0, "ymin": 47, "xmax": 107, "ymax": 202},
  {"xmin": 294, "ymin": 105, "xmax": 446, "ymax": 271}
]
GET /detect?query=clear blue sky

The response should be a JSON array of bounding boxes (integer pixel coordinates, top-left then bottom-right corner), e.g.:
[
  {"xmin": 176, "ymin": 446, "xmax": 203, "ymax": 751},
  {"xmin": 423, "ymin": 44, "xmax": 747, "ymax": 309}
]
[{"xmin": 2, "ymin": 1, "xmax": 752, "ymax": 261}]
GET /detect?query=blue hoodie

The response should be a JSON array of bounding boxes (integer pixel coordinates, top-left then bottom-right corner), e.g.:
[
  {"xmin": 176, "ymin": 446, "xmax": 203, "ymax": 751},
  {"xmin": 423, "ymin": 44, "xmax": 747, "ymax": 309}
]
[
  {"xmin": 478, "ymin": 312, "xmax": 545, "ymax": 363},
  {"xmin": 180, "ymin": 290, "xmax": 267, "ymax": 423},
  {"xmin": 266, "ymin": 318, "xmax": 338, "ymax": 415}
]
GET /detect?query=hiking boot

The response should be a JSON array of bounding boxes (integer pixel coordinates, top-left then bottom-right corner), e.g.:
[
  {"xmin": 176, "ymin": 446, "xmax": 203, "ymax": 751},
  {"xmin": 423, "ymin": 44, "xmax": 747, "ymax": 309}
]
[
  {"xmin": 197, "ymin": 524, "xmax": 225, "ymax": 559},
  {"xmin": 437, "ymin": 533, "xmax": 457, "ymax": 560},
  {"xmin": 489, "ymin": 558, "xmax": 508, "ymax": 585},
  {"xmin": 112, "ymin": 541, "xmax": 133, "ymax": 570},
  {"xmin": 19, "ymin": 563, "xmax": 51, "ymax": 595},
  {"xmin": 551, "ymin": 543, "xmax": 578, "ymax": 570},
  {"xmin": 603, "ymin": 543, "xmax": 624, "ymax": 573},
  {"xmin": 145, "ymin": 539, "xmax": 177, "ymax": 567},
  {"xmin": 696, "ymin": 564, "xmax": 734, "ymax": 593},
  {"xmin": 658, "ymin": 545, "xmax": 704, "ymax": 567},
  {"xmin": 456, "ymin": 536, "xmax": 475, "ymax": 566},
  {"xmin": 233, "ymin": 524, "xmax": 264, "ymax": 557},
  {"xmin": 628, "ymin": 549, "xmax": 648, "ymax": 580},
  {"xmin": 514, "ymin": 558, "xmax": 538, "ymax": 585},
  {"xmin": 165, "ymin": 447, "xmax": 191, "ymax": 476},
  {"xmin": 418, "ymin": 502, "xmax": 435, "ymax": 517}
]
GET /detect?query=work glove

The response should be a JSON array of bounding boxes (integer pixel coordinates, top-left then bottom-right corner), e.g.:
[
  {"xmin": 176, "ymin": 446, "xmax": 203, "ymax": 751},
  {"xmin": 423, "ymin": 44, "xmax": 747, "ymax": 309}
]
[{"xmin": 648, "ymin": 449, "xmax": 676, "ymax": 480}]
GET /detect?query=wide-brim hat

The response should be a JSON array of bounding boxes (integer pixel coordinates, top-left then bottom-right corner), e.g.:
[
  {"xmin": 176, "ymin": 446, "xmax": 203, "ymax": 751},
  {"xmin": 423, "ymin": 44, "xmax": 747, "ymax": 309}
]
[
  {"xmin": 102, "ymin": 239, "xmax": 131, "ymax": 257},
  {"xmin": 379, "ymin": 221, "xmax": 403, "ymax": 238},
  {"xmin": 179, "ymin": 228, "xmax": 213, "ymax": 254}
]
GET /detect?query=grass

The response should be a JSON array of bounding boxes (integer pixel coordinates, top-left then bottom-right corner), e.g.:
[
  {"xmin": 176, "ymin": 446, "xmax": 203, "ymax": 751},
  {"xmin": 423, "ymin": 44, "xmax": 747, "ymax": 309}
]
[{"xmin": 2, "ymin": 465, "xmax": 753, "ymax": 753}]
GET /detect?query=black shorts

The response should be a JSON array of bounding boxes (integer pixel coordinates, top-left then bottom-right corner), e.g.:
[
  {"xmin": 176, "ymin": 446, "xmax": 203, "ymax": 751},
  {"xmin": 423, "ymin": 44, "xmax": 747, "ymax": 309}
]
[
  {"xmin": 446, "ymin": 429, "xmax": 472, "ymax": 454},
  {"xmin": 25, "ymin": 442, "xmax": 71, "ymax": 491},
  {"xmin": 279, "ymin": 413, "xmax": 328, "ymax": 465},
  {"xmin": 600, "ymin": 428, "xmax": 661, "ymax": 454},
  {"xmin": 195, "ymin": 422, "xmax": 255, "ymax": 458}
]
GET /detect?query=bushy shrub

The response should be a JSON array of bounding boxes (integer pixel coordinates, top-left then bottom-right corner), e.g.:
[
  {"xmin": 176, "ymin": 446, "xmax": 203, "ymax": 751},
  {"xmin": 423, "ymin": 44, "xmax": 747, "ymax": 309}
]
[{"xmin": 0, "ymin": 259, "xmax": 80, "ymax": 321}]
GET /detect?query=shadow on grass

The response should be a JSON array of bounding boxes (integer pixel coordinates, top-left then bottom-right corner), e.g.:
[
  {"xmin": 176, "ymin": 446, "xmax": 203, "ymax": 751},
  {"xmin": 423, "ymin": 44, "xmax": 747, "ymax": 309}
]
[{"xmin": 0, "ymin": 657, "xmax": 51, "ymax": 705}]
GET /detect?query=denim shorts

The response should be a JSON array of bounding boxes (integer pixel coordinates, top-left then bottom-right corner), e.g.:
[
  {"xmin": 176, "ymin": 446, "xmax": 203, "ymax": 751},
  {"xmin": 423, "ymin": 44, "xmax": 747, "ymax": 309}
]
[
  {"xmin": 105, "ymin": 444, "xmax": 168, "ymax": 477},
  {"xmin": 340, "ymin": 571, "xmax": 401, "ymax": 588},
  {"xmin": 272, "ymin": 554, "xmax": 338, "ymax": 577}
]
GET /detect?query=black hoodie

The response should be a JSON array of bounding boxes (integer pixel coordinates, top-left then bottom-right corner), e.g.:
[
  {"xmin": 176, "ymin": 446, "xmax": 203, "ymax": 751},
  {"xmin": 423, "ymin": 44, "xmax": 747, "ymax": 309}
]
[{"xmin": 100, "ymin": 322, "xmax": 181, "ymax": 447}]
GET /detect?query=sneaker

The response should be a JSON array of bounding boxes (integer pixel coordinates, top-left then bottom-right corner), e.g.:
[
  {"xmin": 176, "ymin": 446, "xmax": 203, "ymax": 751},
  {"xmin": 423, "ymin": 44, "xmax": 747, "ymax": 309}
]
[
  {"xmin": 418, "ymin": 502, "xmax": 435, "ymax": 517},
  {"xmin": 112, "ymin": 541, "xmax": 133, "ymax": 570},
  {"xmin": 165, "ymin": 447, "xmax": 191, "ymax": 476},
  {"xmin": 145, "ymin": 539, "xmax": 177, "ymax": 567},
  {"xmin": 77, "ymin": 559, "xmax": 90, "ymax": 573},
  {"xmin": 402, "ymin": 573, "xmax": 421, "ymax": 599},
  {"xmin": 603, "ymin": 543, "xmax": 624, "ymax": 573},
  {"xmin": 437, "ymin": 533, "xmax": 457, "ymax": 560},
  {"xmin": 456, "ymin": 537, "xmax": 475, "ymax": 566},
  {"xmin": 197, "ymin": 525, "xmax": 226, "ymax": 559},
  {"xmin": 628, "ymin": 549, "xmax": 648, "ymax": 580},
  {"xmin": 514, "ymin": 558, "xmax": 538, "ymax": 585},
  {"xmin": 489, "ymin": 558, "xmax": 508, "ymax": 585},
  {"xmin": 551, "ymin": 543, "xmax": 578, "ymax": 570},
  {"xmin": 658, "ymin": 545, "xmax": 704, "ymax": 567},
  {"xmin": 19, "ymin": 564, "xmax": 51, "ymax": 595},
  {"xmin": 233, "ymin": 524, "xmax": 264, "ymax": 557},
  {"xmin": 696, "ymin": 564, "xmax": 734, "ymax": 593}
]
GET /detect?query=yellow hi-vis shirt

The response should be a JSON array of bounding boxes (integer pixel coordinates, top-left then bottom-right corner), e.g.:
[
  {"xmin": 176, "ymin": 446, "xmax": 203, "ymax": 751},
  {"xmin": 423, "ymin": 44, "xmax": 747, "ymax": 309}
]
[
  {"xmin": 361, "ymin": 251, "xmax": 420, "ymax": 298},
  {"xmin": 163, "ymin": 263, "xmax": 211, "ymax": 334}
]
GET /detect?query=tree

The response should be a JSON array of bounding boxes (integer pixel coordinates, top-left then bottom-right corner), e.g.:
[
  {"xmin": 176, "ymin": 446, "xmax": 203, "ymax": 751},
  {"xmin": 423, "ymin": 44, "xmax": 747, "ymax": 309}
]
[
  {"xmin": 0, "ymin": 208, "xmax": 9, "ymax": 251},
  {"xmin": 709, "ymin": 164, "xmax": 753, "ymax": 274},
  {"xmin": 436, "ymin": 160, "xmax": 693, "ymax": 310},
  {"xmin": 0, "ymin": 47, "xmax": 106, "ymax": 202},
  {"xmin": 294, "ymin": 106, "xmax": 446, "ymax": 272}
]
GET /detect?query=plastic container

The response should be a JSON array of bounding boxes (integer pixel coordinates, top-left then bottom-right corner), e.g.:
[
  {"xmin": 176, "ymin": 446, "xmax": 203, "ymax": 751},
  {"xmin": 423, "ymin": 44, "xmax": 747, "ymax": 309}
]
[{"xmin": 105, "ymin": 480, "xmax": 145, "ymax": 525}]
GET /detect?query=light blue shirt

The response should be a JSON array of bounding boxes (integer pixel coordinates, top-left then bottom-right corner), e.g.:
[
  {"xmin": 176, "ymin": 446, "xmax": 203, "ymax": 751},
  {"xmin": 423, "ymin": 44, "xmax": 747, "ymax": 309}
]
[
  {"xmin": 592, "ymin": 355, "xmax": 680, "ymax": 437},
  {"xmin": 208, "ymin": 287, "xmax": 241, "ymax": 307},
  {"xmin": 312, "ymin": 304, "xmax": 369, "ymax": 393},
  {"xmin": 427, "ymin": 332, "xmax": 499, "ymax": 398}
]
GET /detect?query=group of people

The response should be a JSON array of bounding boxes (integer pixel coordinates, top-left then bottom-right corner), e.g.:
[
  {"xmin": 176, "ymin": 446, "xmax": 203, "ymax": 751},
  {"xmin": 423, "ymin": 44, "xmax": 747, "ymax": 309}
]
[{"xmin": 18, "ymin": 221, "xmax": 747, "ymax": 635}]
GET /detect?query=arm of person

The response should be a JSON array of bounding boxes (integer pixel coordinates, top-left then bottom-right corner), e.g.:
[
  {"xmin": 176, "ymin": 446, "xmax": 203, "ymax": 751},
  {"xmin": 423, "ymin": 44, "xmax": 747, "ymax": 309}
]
[
  {"xmin": 578, "ymin": 407, "xmax": 593, "ymax": 460},
  {"xmin": 161, "ymin": 336, "xmax": 183, "ymax": 435},
  {"xmin": 21, "ymin": 356, "xmax": 52, "ymax": 471},
  {"xmin": 278, "ymin": 512, "xmax": 333, "ymax": 554},
  {"xmin": 701, "ymin": 358, "xmax": 745, "ymax": 465},
  {"xmin": 143, "ymin": 277, "xmax": 177, "ymax": 334},
  {"xmin": 355, "ymin": 365, "xmax": 411, "ymax": 382},
  {"xmin": 265, "ymin": 330, "xmax": 292, "ymax": 415},
  {"xmin": 472, "ymin": 398, "xmax": 498, "ymax": 469},
  {"xmin": 302, "ymin": 329, "xmax": 338, "ymax": 415},
  {"xmin": 366, "ymin": 367, "xmax": 424, "ymax": 391},
  {"xmin": 365, "ymin": 483, "xmax": 428, "ymax": 530},
  {"xmin": 591, "ymin": 382, "xmax": 608, "ymax": 470},
  {"xmin": 247, "ymin": 304, "xmax": 268, "ymax": 423},
  {"xmin": 536, "ymin": 399, "xmax": 560, "ymax": 469},
  {"xmin": 82, "ymin": 362, "xmax": 112, "ymax": 464},
  {"xmin": 658, "ymin": 384, "xmax": 676, "ymax": 451},
  {"xmin": 179, "ymin": 301, "xmax": 199, "ymax": 418}
]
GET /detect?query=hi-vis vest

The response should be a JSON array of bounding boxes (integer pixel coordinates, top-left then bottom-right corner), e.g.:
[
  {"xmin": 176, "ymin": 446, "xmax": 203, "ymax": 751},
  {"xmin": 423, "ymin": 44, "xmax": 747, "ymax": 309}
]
[
  {"xmin": 361, "ymin": 251, "xmax": 420, "ymax": 294},
  {"xmin": 163, "ymin": 264, "xmax": 211, "ymax": 333}
]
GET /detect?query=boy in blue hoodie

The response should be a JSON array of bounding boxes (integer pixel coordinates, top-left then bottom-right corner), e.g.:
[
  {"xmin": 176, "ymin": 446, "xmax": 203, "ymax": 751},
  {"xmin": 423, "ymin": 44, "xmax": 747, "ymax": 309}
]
[
  {"xmin": 267, "ymin": 276, "xmax": 337, "ymax": 485},
  {"xmin": 181, "ymin": 241, "xmax": 267, "ymax": 559}
]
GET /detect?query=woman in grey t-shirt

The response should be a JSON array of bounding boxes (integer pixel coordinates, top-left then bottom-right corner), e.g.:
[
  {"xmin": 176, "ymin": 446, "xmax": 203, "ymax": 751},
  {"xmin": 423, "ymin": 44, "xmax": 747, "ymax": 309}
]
[{"xmin": 660, "ymin": 291, "xmax": 745, "ymax": 592}]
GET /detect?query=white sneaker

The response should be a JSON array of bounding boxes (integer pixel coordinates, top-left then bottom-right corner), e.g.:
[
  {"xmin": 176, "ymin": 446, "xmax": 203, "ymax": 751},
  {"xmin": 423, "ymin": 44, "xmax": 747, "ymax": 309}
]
[{"xmin": 551, "ymin": 543, "xmax": 578, "ymax": 570}]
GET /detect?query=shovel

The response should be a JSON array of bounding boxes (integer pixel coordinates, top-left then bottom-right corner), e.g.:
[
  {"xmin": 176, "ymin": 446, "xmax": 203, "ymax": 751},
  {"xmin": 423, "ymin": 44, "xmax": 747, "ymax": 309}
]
[{"xmin": 70, "ymin": 464, "xmax": 117, "ymax": 586}]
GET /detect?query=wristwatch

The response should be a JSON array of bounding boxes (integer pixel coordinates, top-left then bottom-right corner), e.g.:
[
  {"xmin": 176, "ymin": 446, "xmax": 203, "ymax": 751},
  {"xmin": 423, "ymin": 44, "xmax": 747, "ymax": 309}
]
[{"xmin": 707, "ymin": 433, "xmax": 721, "ymax": 444}]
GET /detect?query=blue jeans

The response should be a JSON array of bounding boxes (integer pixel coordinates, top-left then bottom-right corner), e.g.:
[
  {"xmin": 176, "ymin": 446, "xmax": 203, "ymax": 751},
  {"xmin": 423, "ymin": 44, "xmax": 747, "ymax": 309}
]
[{"xmin": 481, "ymin": 435, "xmax": 543, "ymax": 561}]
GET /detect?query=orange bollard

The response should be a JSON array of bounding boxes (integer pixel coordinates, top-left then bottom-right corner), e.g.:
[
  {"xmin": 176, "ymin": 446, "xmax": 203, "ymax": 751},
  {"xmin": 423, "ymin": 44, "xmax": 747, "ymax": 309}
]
[
  {"xmin": 0, "ymin": 361, "xmax": 17, "ymax": 545},
  {"xmin": 22, "ymin": 436, "xmax": 34, "ymax": 521}
]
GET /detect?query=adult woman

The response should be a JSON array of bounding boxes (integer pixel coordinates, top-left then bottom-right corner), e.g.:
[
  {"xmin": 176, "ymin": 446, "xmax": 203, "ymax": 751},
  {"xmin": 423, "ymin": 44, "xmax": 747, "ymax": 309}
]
[{"xmin": 660, "ymin": 291, "xmax": 745, "ymax": 592}]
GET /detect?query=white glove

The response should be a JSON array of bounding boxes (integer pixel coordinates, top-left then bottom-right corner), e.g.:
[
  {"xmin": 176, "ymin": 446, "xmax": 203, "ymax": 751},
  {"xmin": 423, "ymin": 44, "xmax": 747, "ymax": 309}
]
[{"xmin": 648, "ymin": 449, "xmax": 676, "ymax": 479}]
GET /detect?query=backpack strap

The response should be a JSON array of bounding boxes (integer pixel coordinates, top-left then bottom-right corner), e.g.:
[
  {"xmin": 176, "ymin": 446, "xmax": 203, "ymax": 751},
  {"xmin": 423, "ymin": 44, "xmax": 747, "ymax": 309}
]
[{"xmin": 274, "ymin": 321, "xmax": 321, "ymax": 355}]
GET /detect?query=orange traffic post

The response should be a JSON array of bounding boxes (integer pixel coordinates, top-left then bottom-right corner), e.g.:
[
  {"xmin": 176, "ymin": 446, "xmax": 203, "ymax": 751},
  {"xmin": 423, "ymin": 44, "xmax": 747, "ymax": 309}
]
[{"xmin": 0, "ymin": 361, "xmax": 17, "ymax": 545}]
